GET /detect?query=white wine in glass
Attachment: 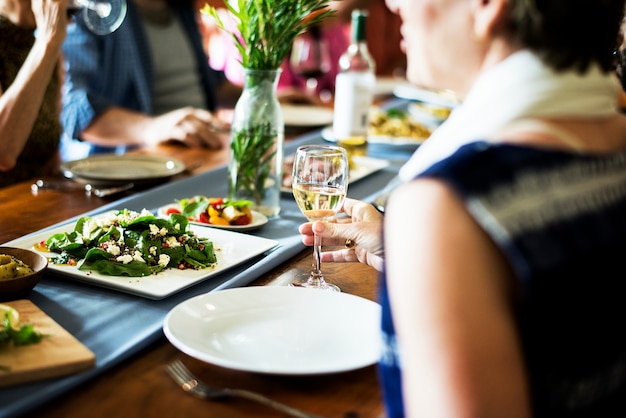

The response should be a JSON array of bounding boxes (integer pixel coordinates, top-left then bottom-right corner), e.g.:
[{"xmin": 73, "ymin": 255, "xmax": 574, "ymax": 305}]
[{"xmin": 291, "ymin": 145, "xmax": 349, "ymax": 292}]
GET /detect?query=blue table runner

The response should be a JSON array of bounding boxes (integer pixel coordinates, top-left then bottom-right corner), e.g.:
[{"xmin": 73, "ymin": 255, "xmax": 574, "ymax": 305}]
[{"xmin": 0, "ymin": 126, "xmax": 410, "ymax": 416}]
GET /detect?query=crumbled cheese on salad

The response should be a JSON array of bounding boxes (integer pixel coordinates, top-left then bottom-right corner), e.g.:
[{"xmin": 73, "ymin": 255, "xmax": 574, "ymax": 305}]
[{"xmin": 45, "ymin": 209, "xmax": 217, "ymax": 277}]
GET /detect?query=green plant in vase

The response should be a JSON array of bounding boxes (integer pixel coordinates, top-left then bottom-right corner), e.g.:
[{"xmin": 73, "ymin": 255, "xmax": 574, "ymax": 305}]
[{"xmin": 201, "ymin": 0, "xmax": 335, "ymax": 217}]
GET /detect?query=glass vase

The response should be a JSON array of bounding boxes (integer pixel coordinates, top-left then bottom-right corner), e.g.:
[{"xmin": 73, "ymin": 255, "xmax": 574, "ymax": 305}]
[{"xmin": 228, "ymin": 69, "xmax": 284, "ymax": 217}]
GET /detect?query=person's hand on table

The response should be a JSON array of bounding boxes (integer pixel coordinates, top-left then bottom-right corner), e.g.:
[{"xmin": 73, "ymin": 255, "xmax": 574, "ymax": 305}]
[
  {"xmin": 298, "ymin": 198, "xmax": 384, "ymax": 272},
  {"xmin": 148, "ymin": 107, "xmax": 229, "ymax": 149}
]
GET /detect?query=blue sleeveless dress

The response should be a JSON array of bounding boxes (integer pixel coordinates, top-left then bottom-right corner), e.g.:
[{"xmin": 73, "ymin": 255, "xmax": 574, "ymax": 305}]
[{"xmin": 379, "ymin": 141, "xmax": 626, "ymax": 417}]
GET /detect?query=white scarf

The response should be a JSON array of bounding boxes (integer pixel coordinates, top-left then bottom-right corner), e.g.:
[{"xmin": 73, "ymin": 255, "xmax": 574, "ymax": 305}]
[{"xmin": 398, "ymin": 50, "xmax": 620, "ymax": 181}]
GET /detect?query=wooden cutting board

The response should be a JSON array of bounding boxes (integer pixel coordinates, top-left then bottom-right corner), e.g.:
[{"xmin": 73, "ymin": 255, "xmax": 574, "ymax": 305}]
[{"xmin": 0, "ymin": 299, "xmax": 95, "ymax": 388}]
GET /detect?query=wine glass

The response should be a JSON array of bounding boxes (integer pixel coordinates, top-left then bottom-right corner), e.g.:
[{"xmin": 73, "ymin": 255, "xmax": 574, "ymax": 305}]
[
  {"xmin": 291, "ymin": 145, "xmax": 349, "ymax": 292},
  {"xmin": 68, "ymin": 0, "xmax": 127, "ymax": 35},
  {"xmin": 289, "ymin": 26, "xmax": 332, "ymax": 99}
]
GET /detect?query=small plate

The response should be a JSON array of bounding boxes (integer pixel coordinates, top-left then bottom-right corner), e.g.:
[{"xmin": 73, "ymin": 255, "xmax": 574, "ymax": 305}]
[
  {"xmin": 163, "ymin": 286, "xmax": 382, "ymax": 375},
  {"xmin": 281, "ymin": 105, "xmax": 334, "ymax": 127},
  {"xmin": 321, "ymin": 127, "xmax": 427, "ymax": 148},
  {"xmin": 157, "ymin": 204, "xmax": 268, "ymax": 232},
  {"xmin": 282, "ymin": 155, "xmax": 389, "ymax": 191},
  {"xmin": 60, "ymin": 155, "xmax": 186, "ymax": 185}
]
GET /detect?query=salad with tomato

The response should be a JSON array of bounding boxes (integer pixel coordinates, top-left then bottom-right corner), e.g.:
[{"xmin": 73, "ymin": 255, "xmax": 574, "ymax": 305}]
[{"xmin": 165, "ymin": 196, "xmax": 253, "ymax": 226}]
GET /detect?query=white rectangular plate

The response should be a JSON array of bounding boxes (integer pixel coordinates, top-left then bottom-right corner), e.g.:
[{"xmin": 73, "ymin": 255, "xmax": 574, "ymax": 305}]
[
  {"xmin": 6, "ymin": 223, "xmax": 279, "ymax": 300},
  {"xmin": 282, "ymin": 155, "xmax": 389, "ymax": 192}
]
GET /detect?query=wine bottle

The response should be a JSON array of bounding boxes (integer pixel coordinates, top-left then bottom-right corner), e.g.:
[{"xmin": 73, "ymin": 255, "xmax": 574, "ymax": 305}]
[{"xmin": 332, "ymin": 10, "xmax": 376, "ymax": 168}]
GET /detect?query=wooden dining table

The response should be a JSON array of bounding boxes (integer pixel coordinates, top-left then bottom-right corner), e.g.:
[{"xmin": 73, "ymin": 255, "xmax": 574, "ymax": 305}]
[{"xmin": 0, "ymin": 138, "xmax": 388, "ymax": 418}]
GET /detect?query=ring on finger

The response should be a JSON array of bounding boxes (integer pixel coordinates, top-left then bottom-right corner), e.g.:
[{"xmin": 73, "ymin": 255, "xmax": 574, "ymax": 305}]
[{"xmin": 345, "ymin": 239, "xmax": 356, "ymax": 249}]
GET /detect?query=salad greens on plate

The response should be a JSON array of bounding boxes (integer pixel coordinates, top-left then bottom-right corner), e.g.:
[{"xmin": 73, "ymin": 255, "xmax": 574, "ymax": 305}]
[
  {"xmin": 44, "ymin": 209, "xmax": 217, "ymax": 277},
  {"xmin": 167, "ymin": 196, "xmax": 253, "ymax": 226}
]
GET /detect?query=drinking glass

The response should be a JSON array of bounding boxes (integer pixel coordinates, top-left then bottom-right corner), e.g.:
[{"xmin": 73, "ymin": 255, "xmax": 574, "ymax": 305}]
[
  {"xmin": 291, "ymin": 145, "xmax": 349, "ymax": 292},
  {"xmin": 289, "ymin": 26, "xmax": 331, "ymax": 98},
  {"xmin": 68, "ymin": 0, "xmax": 127, "ymax": 35}
]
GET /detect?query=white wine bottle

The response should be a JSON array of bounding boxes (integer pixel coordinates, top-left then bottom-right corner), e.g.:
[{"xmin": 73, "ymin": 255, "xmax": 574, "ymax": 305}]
[{"xmin": 332, "ymin": 10, "xmax": 376, "ymax": 168}]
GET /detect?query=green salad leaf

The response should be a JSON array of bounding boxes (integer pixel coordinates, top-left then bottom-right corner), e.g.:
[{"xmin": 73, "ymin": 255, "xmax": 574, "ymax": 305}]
[
  {"xmin": 0, "ymin": 310, "xmax": 43, "ymax": 347},
  {"xmin": 178, "ymin": 196, "xmax": 253, "ymax": 220},
  {"xmin": 45, "ymin": 209, "xmax": 217, "ymax": 277}
]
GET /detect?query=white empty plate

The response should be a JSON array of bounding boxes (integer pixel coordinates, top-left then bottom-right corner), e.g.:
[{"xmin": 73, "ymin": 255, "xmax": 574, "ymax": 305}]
[
  {"xmin": 393, "ymin": 85, "xmax": 459, "ymax": 108},
  {"xmin": 375, "ymin": 76, "xmax": 412, "ymax": 96},
  {"xmin": 281, "ymin": 105, "xmax": 334, "ymax": 127},
  {"xmin": 163, "ymin": 286, "xmax": 382, "ymax": 374},
  {"xmin": 321, "ymin": 127, "xmax": 428, "ymax": 148},
  {"xmin": 60, "ymin": 155, "xmax": 186, "ymax": 184},
  {"xmin": 282, "ymin": 155, "xmax": 390, "ymax": 191}
]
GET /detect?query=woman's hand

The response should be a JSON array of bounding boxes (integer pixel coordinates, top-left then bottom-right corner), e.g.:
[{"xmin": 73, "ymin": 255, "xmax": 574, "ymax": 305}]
[
  {"xmin": 298, "ymin": 198, "xmax": 385, "ymax": 271},
  {"xmin": 31, "ymin": 0, "xmax": 69, "ymax": 47}
]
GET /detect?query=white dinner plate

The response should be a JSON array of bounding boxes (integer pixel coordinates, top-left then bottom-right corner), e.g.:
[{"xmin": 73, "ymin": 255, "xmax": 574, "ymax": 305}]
[
  {"xmin": 60, "ymin": 155, "xmax": 186, "ymax": 185},
  {"xmin": 281, "ymin": 155, "xmax": 390, "ymax": 192},
  {"xmin": 281, "ymin": 105, "xmax": 334, "ymax": 127},
  {"xmin": 393, "ymin": 84, "xmax": 459, "ymax": 108},
  {"xmin": 163, "ymin": 286, "xmax": 382, "ymax": 375},
  {"xmin": 321, "ymin": 126, "xmax": 427, "ymax": 148},
  {"xmin": 374, "ymin": 76, "xmax": 412, "ymax": 97},
  {"xmin": 157, "ymin": 204, "xmax": 268, "ymax": 232},
  {"xmin": 5, "ymin": 217, "xmax": 279, "ymax": 300},
  {"xmin": 407, "ymin": 102, "xmax": 452, "ymax": 129}
]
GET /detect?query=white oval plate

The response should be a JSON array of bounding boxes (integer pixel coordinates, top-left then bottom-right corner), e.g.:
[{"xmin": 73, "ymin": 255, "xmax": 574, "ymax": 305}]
[
  {"xmin": 281, "ymin": 154, "xmax": 390, "ymax": 192},
  {"xmin": 407, "ymin": 102, "xmax": 451, "ymax": 129},
  {"xmin": 374, "ymin": 76, "xmax": 413, "ymax": 97},
  {"xmin": 60, "ymin": 154, "xmax": 186, "ymax": 184},
  {"xmin": 393, "ymin": 84, "xmax": 459, "ymax": 108},
  {"xmin": 163, "ymin": 287, "xmax": 382, "ymax": 375},
  {"xmin": 321, "ymin": 126, "xmax": 427, "ymax": 148},
  {"xmin": 281, "ymin": 105, "xmax": 334, "ymax": 127},
  {"xmin": 157, "ymin": 204, "xmax": 268, "ymax": 232}
]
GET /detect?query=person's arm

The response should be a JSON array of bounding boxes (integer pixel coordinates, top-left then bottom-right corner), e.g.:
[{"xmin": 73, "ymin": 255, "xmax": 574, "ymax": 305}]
[
  {"xmin": 79, "ymin": 106, "xmax": 227, "ymax": 149},
  {"xmin": 0, "ymin": 0, "xmax": 67, "ymax": 171},
  {"xmin": 384, "ymin": 179, "xmax": 531, "ymax": 417}
]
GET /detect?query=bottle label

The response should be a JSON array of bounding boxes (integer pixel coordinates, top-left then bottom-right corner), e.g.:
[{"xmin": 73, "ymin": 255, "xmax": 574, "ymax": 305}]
[{"xmin": 333, "ymin": 72, "xmax": 376, "ymax": 139}]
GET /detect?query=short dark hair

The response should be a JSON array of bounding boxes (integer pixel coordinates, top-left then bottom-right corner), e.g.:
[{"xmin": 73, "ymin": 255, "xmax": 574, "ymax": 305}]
[{"xmin": 505, "ymin": 0, "xmax": 625, "ymax": 73}]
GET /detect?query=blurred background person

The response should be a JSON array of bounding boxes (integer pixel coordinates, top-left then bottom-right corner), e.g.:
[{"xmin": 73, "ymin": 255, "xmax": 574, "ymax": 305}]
[
  {"xmin": 60, "ymin": 0, "xmax": 241, "ymax": 161},
  {"xmin": 0, "ymin": 0, "xmax": 68, "ymax": 187}
]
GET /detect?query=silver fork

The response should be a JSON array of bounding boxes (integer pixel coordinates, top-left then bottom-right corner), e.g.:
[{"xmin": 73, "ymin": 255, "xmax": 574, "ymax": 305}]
[{"xmin": 165, "ymin": 360, "xmax": 324, "ymax": 418}]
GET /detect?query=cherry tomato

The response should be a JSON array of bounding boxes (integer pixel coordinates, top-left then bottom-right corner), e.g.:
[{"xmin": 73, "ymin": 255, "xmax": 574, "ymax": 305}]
[
  {"xmin": 208, "ymin": 197, "xmax": 224, "ymax": 209},
  {"xmin": 198, "ymin": 212, "xmax": 211, "ymax": 224},
  {"xmin": 166, "ymin": 207, "xmax": 181, "ymax": 215},
  {"xmin": 232, "ymin": 215, "xmax": 251, "ymax": 225}
]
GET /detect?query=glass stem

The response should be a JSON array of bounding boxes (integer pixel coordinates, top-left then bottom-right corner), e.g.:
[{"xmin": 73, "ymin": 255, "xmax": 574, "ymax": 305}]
[{"xmin": 309, "ymin": 232, "xmax": 325, "ymax": 285}]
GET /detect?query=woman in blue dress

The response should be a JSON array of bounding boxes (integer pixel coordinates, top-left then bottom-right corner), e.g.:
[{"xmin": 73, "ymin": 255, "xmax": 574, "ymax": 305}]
[{"xmin": 299, "ymin": 0, "xmax": 626, "ymax": 416}]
